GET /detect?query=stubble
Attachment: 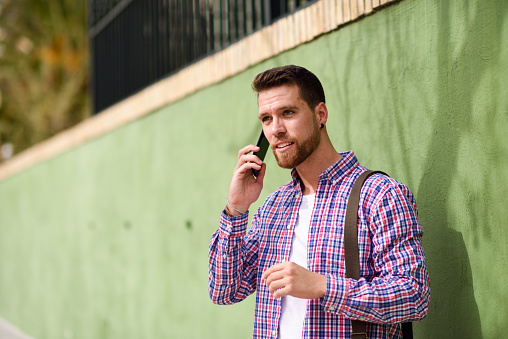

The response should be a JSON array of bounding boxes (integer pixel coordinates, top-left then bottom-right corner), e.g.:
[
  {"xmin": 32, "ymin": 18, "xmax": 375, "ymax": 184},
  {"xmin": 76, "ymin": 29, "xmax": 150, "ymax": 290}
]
[{"xmin": 272, "ymin": 118, "xmax": 321, "ymax": 169}]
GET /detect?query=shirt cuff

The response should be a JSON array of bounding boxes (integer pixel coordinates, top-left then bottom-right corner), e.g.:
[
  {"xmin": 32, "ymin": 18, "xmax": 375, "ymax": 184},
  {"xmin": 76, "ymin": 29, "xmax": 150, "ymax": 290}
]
[
  {"xmin": 321, "ymin": 275, "xmax": 353, "ymax": 314},
  {"xmin": 220, "ymin": 209, "xmax": 249, "ymax": 236}
]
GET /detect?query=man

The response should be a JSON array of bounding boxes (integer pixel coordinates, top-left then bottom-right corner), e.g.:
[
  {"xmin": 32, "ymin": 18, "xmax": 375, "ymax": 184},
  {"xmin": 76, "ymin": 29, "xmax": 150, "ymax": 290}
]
[{"xmin": 208, "ymin": 65, "xmax": 430, "ymax": 338}]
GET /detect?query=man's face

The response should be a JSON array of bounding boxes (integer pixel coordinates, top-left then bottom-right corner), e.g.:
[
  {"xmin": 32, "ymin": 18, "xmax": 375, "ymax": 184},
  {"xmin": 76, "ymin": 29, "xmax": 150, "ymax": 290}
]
[{"xmin": 257, "ymin": 84, "xmax": 321, "ymax": 169}]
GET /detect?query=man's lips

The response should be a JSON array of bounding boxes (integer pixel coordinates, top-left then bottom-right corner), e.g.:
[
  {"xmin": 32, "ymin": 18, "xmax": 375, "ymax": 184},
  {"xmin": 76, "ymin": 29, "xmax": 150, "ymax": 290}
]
[{"xmin": 274, "ymin": 141, "xmax": 294, "ymax": 152}]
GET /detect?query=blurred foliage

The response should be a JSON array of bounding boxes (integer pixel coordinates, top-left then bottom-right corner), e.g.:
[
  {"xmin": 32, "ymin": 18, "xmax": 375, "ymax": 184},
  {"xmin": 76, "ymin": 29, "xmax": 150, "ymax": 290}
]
[{"xmin": 0, "ymin": 0, "xmax": 90, "ymax": 160}]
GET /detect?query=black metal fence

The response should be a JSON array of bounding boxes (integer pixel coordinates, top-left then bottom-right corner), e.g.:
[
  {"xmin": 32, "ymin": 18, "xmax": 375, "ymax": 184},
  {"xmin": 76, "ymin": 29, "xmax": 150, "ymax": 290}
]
[{"xmin": 88, "ymin": 0, "xmax": 318, "ymax": 113}]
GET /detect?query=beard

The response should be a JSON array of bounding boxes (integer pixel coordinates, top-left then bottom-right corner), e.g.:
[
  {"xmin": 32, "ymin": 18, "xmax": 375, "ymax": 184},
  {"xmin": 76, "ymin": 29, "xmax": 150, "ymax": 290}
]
[{"xmin": 272, "ymin": 121, "xmax": 321, "ymax": 169}]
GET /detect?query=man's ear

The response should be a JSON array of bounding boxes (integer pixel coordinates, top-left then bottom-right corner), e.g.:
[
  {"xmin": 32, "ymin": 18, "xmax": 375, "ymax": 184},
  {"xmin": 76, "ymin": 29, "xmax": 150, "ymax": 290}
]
[{"xmin": 315, "ymin": 102, "xmax": 328, "ymax": 126}]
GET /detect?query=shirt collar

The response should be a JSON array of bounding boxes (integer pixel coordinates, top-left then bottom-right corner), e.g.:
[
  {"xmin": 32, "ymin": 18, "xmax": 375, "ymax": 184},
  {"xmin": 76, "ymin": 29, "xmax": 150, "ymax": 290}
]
[{"xmin": 290, "ymin": 151, "xmax": 359, "ymax": 187}]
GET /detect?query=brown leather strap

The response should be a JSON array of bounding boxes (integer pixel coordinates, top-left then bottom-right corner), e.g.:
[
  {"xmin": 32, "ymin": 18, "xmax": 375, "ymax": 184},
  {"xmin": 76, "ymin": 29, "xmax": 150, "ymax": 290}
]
[
  {"xmin": 345, "ymin": 170, "xmax": 386, "ymax": 281},
  {"xmin": 345, "ymin": 170, "xmax": 386, "ymax": 339},
  {"xmin": 344, "ymin": 170, "xmax": 413, "ymax": 338},
  {"xmin": 351, "ymin": 319, "xmax": 367, "ymax": 339},
  {"xmin": 401, "ymin": 322, "xmax": 413, "ymax": 338}
]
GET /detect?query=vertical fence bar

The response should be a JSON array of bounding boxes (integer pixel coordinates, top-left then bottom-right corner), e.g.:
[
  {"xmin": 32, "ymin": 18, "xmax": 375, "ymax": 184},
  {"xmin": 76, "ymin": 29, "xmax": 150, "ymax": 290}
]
[
  {"xmin": 232, "ymin": 0, "xmax": 238, "ymax": 41},
  {"xmin": 245, "ymin": 0, "xmax": 252, "ymax": 34},
  {"xmin": 237, "ymin": 0, "xmax": 244, "ymax": 39},
  {"xmin": 225, "ymin": 0, "xmax": 231, "ymax": 44},
  {"xmin": 262, "ymin": 0, "xmax": 270, "ymax": 25},
  {"xmin": 180, "ymin": 0, "xmax": 186, "ymax": 65},
  {"xmin": 243, "ymin": 0, "xmax": 247, "ymax": 36},
  {"xmin": 220, "ymin": 0, "xmax": 226, "ymax": 47},
  {"xmin": 213, "ymin": 0, "xmax": 220, "ymax": 50}
]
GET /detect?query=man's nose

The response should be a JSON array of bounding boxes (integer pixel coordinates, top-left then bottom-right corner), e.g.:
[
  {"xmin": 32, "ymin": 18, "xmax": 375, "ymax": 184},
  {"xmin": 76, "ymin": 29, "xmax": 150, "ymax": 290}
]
[{"xmin": 270, "ymin": 117, "xmax": 286, "ymax": 136}]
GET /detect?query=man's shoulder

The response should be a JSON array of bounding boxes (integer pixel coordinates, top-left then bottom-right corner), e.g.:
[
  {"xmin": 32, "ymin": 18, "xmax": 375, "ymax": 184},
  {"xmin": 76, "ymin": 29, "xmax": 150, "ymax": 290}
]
[
  {"xmin": 361, "ymin": 170, "xmax": 394, "ymax": 189},
  {"xmin": 362, "ymin": 171, "xmax": 412, "ymax": 192},
  {"xmin": 356, "ymin": 169, "xmax": 417, "ymax": 209}
]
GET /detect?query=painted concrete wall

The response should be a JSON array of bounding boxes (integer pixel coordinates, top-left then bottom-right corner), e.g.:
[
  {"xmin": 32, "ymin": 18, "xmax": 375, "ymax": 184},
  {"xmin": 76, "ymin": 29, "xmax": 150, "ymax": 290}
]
[{"xmin": 0, "ymin": 0, "xmax": 507, "ymax": 337}]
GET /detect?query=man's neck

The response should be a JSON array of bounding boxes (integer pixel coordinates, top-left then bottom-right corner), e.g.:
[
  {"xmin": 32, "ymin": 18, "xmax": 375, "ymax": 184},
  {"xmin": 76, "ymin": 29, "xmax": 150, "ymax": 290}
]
[{"xmin": 295, "ymin": 142, "xmax": 342, "ymax": 195}]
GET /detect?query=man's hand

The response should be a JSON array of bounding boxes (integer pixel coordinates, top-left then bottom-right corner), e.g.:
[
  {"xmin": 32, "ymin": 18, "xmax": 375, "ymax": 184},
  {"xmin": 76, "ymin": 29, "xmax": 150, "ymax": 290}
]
[
  {"xmin": 226, "ymin": 145, "xmax": 267, "ymax": 215},
  {"xmin": 261, "ymin": 262, "xmax": 327, "ymax": 299}
]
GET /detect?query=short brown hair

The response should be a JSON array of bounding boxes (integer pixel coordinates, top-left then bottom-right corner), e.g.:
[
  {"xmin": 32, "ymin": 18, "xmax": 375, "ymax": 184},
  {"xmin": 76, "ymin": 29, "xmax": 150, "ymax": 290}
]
[{"xmin": 251, "ymin": 65, "xmax": 325, "ymax": 110}]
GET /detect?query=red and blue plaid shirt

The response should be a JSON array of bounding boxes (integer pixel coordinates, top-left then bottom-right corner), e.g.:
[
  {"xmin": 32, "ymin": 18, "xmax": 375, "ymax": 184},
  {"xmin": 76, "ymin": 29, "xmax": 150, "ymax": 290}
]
[{"xmin": 209, "ymin": 151, "xmax": 430, "ymax": 338}]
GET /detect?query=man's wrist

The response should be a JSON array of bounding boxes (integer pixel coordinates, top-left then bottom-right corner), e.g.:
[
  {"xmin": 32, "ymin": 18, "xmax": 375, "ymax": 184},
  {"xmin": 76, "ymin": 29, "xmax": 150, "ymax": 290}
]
[
  {"xmin": 225, "ymin": 199, "xmax": 248, "ymax": 217},
  {"xmin": 316, "ymin": 273, "xmax": 327, "ymax": 298},
  {"xmin": 224, "ymin": 202, "xmax": 247, "ymax": 218},
  {"xmin": 224, "ymin": 204, "xmax": 237, "ymax": 217}
]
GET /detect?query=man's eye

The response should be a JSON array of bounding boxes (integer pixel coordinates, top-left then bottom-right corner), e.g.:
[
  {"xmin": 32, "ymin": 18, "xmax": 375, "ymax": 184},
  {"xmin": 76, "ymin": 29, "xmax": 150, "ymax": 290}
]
[
  {"xmin": 283, "ymin": 110, "xmax": 294, "ymax": 116},
  {"xmin": 261, "ymin": 116, "xmax": 271, "ymax": 122}
]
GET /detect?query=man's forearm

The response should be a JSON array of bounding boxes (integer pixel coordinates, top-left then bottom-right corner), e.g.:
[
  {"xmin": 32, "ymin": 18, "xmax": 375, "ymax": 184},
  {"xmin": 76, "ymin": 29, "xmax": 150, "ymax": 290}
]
[
  {"xmin": 322, "ymin": 273, "xmax": 430, "ymax": 323},
  {"xmin": 208, "ymin": 211, "xmax": 255, "ymax": 305}
]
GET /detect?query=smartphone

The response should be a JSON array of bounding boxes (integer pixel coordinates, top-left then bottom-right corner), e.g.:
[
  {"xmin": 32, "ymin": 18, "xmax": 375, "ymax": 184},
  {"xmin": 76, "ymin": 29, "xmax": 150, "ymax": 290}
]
[{"xmin": 252, "ymin": 130, "xmax": 269, "ymax": 177}]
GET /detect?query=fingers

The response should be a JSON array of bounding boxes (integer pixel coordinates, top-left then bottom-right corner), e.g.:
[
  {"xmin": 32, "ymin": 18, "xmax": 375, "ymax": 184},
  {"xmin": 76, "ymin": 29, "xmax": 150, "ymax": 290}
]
[
  {"xmin": 227, "ymin": 145, "xmax": 266, "ymax": 212},
  {"xmin": 261, "ymin": 262, "xmax": 286, "ymax": 280},
  {"xmin": 236, "ymin": 146, "xmax": 263, "ymax": 170},
  {"xmin": 262, "ymin": 262, "xmax": 327, "ymax": 299},
  {"xmin": 236, "ymin": 156, "xmax": 263, "ymax": 173},
  {"xmin": 270, "ymin": 281, "xmax": 290, "ymax": 298},
  {"xmin": 237, "ymin": 144, "xmax": 266, "ymax": 164},
  {"xmin": 232, "ymin": 145, "xmax": 267, "ymax": 181},
  {"xmin": 237, "ymin": 144, "xmax": 259, "ymax": 157},
  {"xmin": 262, "ymin": 262, "xmax": 293, "ymax": 297},
  {"xmin": 264, "ymin": 272, "xmax": 289, "ymax": 297}
]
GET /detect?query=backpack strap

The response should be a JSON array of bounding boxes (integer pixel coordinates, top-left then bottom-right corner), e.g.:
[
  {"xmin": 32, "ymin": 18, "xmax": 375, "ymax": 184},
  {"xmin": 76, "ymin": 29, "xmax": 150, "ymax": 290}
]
[
  {"xmin": 345, "ymin": 170, "xmax": 413, "ymax": 339},
  {"xmin": 345, "ymin": 170, "xmax": 384, "ymax": 338},
  {"xmin": 344, "ymin": 170, "xmax": 385, "ymax": 281}
]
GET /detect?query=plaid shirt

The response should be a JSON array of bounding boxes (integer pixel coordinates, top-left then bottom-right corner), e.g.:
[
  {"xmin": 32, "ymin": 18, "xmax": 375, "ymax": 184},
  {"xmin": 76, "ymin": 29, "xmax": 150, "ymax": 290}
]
[{"xmin": 209, "ymin": 151, "xmax": 430, "ymax": 338}]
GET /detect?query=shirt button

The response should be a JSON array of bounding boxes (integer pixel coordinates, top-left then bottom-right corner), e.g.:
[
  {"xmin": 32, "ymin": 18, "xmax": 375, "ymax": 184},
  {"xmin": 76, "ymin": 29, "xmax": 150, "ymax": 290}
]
[
  {"xmin": 295, "ymin": 193, "xmax": 300, "ymax": 198},
  {"xmin": 329, "ymin": 306, "xmax": 335, "ymax": 311},
  {"xmin": 222, "ymin": 254, "xmax": 226, "ymax": 259},
  {"xmin": 272, "ymin": 330, "xmax": 277, "ymax": 336}
]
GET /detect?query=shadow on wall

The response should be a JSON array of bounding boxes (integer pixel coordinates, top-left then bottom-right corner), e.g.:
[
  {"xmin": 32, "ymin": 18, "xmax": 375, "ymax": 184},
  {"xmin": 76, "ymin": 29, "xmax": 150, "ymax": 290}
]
[
  {"xmin": 421, "ymin": 229, "xmax": 482, "ymax": 337},
  {"xmin": 388, "ymin": 0, "xmax": 507, "ymax": 337},
  {"xmin": 415, "ymin": 0, "xmax": 508, "ymax": 337},
  {"xmin": 342, "ymin": 0, "xmax": 508, "ymax": 337}
]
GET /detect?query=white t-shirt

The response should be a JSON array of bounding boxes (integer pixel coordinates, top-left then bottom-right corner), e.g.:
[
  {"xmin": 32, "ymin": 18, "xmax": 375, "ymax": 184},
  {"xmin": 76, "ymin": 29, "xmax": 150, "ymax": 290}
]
[{"xmin": 278, "ymin": 193, "xmax": 315, "ymax": 339}]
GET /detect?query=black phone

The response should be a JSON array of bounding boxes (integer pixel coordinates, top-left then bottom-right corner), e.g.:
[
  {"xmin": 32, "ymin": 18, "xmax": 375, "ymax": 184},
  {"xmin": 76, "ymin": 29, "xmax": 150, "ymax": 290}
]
[{"xmin": 252, "ymin": 130, "xmax": 269, "ymax": 177}]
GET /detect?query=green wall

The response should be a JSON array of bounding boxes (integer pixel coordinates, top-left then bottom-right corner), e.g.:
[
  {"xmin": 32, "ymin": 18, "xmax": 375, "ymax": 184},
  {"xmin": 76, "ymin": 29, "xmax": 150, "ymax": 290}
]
[{"xmin": 1, "ymin": 0, "xmax": 507, "ymax": 337}]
